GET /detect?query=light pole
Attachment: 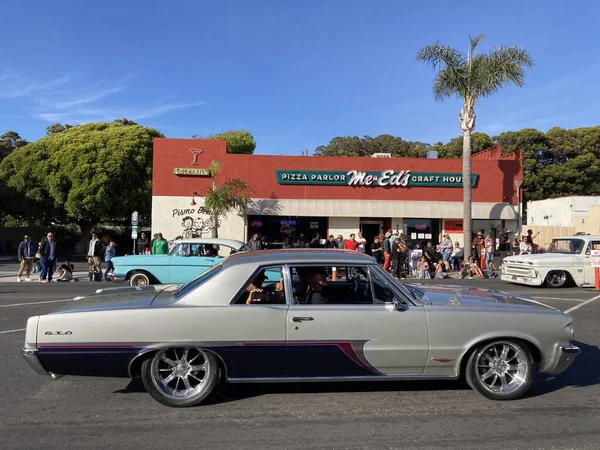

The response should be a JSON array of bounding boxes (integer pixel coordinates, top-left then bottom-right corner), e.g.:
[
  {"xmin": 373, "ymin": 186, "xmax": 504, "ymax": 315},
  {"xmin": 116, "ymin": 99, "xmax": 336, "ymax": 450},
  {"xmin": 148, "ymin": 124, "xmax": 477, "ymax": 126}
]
[{"xmin": 514, "ymin": 180, "xmax": 523, "ymax": 245}]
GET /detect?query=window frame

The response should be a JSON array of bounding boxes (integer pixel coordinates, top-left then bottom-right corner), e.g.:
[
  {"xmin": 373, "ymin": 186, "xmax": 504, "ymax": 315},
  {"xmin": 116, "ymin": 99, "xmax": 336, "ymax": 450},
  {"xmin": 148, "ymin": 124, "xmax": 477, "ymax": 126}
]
[{"xmin": 228, "ymin": 264, "xmax": 292, "ymax": 306}]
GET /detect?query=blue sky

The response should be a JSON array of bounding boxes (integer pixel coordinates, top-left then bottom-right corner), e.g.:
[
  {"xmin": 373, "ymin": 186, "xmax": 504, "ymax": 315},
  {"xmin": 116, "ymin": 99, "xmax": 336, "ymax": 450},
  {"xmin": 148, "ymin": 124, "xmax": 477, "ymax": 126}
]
[{"xmin": 1, "ymin": 0, "xmax": 599, "ymax": 155}]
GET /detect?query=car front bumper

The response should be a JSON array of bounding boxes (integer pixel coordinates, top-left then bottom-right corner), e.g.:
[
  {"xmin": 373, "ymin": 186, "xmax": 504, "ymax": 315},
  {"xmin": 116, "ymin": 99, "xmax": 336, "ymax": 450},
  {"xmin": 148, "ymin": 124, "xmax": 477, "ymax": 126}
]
[
  {"xmin": 110, "ymin": 273, "xmax": 127, "ymax": 283},
  {"xmin": 22, "ymin": 347, "xmax": 49, "ymax": 376},
  {"xmin": 547, "ymin": 344, "xmax": 581, "ymax": 374}
]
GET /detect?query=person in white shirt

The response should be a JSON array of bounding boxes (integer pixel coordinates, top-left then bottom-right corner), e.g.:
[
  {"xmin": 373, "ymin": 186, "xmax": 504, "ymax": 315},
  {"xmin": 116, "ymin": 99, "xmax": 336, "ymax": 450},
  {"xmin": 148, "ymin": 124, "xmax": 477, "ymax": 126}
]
[
  {"xmin": 357, "ymin": 232, "xmax": 367, "ymax": 253},
  {"xmin": 519, "ymin": 238, "xmax": 532, "ymax": 254}
]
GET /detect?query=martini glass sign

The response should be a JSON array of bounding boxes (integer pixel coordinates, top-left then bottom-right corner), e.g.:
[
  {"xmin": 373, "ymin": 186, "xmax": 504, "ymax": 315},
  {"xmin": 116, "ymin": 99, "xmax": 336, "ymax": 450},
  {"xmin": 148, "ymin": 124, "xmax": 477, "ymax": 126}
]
[{"xmin": 189, "ymin": 148, "xmax": 203, "ymax": 165}]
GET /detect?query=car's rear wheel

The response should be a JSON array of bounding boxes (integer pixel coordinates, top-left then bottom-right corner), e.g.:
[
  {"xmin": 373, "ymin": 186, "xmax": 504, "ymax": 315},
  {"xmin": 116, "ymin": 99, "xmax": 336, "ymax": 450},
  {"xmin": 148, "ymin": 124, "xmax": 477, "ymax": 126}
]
[
  {"xmin": 544, "ymin": 270, "xmax": 569, "ymax": 288},
  {"xmin": 466, "ymin": 340, "xmax": 533, "ymax": 400},
  {"xmin": 129, "ymin": 271, "xmax": 151, "ymax": 286},
  {"xmin": 141, "ymin": 347, "xmax": 219, "ymax": 407}
]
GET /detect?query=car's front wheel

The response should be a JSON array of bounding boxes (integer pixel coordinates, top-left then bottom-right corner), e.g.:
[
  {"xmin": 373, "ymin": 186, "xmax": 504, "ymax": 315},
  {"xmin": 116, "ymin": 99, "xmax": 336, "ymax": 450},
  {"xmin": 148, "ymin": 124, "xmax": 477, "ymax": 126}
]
[
  {"xmin": 544, "ymin": 270, "xmax": 569, "ymax": 288},
  {"xmin": 141, "ymin": 347, "xmax": 219, "ymax": 407},
  {"xmin": 466, "ymin": 340, "xmax": 533, "ymax": 400},
  {"xmin": 129, "ymin": 271, "xmax": 151, "ymax": 286}
]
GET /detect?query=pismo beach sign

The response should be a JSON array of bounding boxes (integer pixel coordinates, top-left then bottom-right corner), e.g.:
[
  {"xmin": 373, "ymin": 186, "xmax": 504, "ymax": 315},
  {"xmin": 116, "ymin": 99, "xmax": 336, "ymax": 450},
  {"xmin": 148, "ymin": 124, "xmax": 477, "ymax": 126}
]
[{"xmin": 276, "ymin": 170, "xmax": 478, "ymax": 188}]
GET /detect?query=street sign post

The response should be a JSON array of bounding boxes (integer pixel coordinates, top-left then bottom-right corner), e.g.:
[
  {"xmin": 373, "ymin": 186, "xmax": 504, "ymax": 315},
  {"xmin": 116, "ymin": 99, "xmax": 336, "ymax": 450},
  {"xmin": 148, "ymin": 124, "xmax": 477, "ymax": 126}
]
[{"xmin": 131, "ymin": 211, "xmax": 139, "ymax": 254}]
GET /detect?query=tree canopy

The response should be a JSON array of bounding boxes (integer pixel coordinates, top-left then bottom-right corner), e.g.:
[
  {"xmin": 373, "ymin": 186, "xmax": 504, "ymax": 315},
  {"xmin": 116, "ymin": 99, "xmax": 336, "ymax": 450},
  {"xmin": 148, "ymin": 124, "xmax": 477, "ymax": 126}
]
[
  {"xmin": 314, "ymin": 134, "xmax": 430, "ymax": 158},
  {"xmin": 0, "ymin": 121, "xmax": 163, "ymax": 229},
  {"xmin": 46, "ymin": 123, "xmax": 74, "ymax": 135},
  {"xmin": 0, "ymin": 130, "xmax": 28, "ymax": 161},
  {"xmin": 194, "ymin": 130, "xmax": 256, "ymax": 154}
]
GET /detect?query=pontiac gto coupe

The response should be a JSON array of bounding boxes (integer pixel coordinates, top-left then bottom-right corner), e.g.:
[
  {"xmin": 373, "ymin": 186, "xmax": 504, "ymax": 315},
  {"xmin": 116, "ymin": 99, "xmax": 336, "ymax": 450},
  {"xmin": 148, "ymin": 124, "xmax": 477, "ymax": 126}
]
[
  {"xmin": 502, "ymin": 235, "xmax": 600, "ymax": 288},
  {"xmin": 23, "ymin": 250, "xmax": 579, "ymax": 407}
]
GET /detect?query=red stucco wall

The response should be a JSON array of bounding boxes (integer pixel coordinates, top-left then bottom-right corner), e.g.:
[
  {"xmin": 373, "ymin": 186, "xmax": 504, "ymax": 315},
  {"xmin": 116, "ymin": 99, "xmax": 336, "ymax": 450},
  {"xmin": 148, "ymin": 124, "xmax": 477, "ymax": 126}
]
[{"xmin": 152, "ymin": 138, "xmax": 522, "ymax": 204}]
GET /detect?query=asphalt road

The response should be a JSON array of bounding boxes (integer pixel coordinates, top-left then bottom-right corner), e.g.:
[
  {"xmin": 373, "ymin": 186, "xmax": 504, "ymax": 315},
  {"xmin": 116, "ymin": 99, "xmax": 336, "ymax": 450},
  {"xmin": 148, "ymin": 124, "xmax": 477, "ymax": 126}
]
[{"xmin": 0, "ymin": 276, "xmax": 599, "ymax": 450}]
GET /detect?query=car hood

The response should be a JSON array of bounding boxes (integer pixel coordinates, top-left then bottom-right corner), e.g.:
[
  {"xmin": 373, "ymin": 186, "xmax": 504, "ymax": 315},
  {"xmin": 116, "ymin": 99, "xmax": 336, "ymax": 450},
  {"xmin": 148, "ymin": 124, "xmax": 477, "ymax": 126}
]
[
  {"xmin": 52, "ymin": 285, "xmax": 178, "ymax": 314},
  {"xmin": 409, "ymin": 284, "xmax": 557, "ymax": 311},
  {"xmin": 112, "ymin": 255, "xmax": 172, "ymax": 266},
  {"xmin": 503, "ymin": 253, "xmax": 578, "ymax": 264}
]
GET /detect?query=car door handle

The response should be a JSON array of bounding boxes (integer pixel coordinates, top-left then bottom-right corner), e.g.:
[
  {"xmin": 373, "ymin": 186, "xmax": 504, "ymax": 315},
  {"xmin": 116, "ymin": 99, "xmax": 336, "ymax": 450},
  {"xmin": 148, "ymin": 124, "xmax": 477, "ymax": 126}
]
[{"xmin": 292, "ymin": 316, "xmax": 314, "ymax": 323}]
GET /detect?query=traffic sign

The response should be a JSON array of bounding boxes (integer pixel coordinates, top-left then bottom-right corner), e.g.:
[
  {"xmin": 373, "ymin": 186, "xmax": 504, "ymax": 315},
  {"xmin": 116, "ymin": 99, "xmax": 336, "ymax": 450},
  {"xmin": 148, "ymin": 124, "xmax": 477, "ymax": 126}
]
[
  {"xmin": 591, "ymin": 249, "xmax": 600, "ymax": 268},
  {"xmin": 131, "ymin": 225, "xmax": 138, "ymax": 240},
  {"xmin": 131, "ymin": 211, "xmax": 139, "ymax": 226}
]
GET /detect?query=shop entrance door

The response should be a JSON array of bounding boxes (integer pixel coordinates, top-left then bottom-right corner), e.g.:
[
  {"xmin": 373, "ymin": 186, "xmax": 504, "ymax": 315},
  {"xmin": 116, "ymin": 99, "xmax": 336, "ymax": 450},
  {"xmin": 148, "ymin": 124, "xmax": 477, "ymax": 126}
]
[{"xmin": 360, "ymin": 221, "xmax": 383, "ymax": 255}]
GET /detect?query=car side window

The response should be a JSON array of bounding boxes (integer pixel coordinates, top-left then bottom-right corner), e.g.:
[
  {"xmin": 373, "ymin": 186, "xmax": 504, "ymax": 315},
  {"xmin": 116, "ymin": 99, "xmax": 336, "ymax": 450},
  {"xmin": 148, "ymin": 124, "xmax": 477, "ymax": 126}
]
[
  {"xmin": 369, "ymin": 268, "xmax": 396, "ymax": 304},
  {"xmin": 290, "ymin": 265, "xmax": 373, "ymax": 305},
  {"xmin": 586, "ymin": 241, "xmax": 600, "ymax": 255},
  {"xmin": 233, "ymin": 266, "xmax": 286, "ymax": 305}
]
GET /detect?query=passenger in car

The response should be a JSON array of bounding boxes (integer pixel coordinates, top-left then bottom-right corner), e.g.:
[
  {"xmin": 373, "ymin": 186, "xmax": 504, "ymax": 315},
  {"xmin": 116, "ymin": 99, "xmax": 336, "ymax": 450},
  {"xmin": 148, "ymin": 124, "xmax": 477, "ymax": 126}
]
[
  {"xmin": 245, "ymin": 274, "xmax": 286, "ymax": 305},
  {"xmin": 305, "ymin": 269, "xmax": 329, "ymax": 304}
]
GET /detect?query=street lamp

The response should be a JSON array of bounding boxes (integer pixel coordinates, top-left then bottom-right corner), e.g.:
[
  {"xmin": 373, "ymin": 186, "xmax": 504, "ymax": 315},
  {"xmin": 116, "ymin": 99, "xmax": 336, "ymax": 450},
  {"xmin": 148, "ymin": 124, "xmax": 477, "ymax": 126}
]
[{"xmin": 514, "ymin": 180, "xmax": 523, "ymax": 241}]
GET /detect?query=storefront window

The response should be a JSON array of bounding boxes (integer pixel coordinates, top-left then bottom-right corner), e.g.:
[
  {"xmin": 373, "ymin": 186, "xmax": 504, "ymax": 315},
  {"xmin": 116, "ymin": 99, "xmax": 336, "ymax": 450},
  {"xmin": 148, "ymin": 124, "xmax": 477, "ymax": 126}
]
[
  {"xmin": 403, "ymin": 219, "xmax": 440, "ymax": 248},
  {"xmin": 247, "ymin": 216, "xmax": 328, "ymax": 249}
]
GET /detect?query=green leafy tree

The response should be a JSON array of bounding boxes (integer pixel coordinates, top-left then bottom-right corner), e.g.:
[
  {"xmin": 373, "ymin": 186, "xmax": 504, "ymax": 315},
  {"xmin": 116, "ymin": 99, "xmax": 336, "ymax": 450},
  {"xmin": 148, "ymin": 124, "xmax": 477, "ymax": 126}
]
[
  {"xmin": 0, "ymin": 131, "xmax": 28, "ymax": 161},
  {"xmin": 0, "ymin": 121, "xmax": 163, "ymax": 236},
  {"xmin": 194, "ymin": 130, "xmax": 256, "ymax": 154},
  {"xmin": 434, "ymin": 132, "xmax": 494, "ymax": 158},
  {"xmin": 314, "ymin": 134, "xmax": 429, "ymax": 157},
  {"xmin": 203, "ymin": 160, "xmax": 253, "ymax": 238},
  {"xmin": 46, "ymin": 123, "xmax": 74, "ymax": 135},
  {"xmin": 417, "ymin": 34, "xmax": 533, "ymax": 251}
]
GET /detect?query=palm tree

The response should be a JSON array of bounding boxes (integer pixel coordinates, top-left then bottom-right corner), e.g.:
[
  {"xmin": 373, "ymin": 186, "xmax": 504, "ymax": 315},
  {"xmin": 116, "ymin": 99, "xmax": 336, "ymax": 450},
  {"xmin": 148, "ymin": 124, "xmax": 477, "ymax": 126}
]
[
  {"xmin": 203, "ymin": 160, "xmax": 253, "ymax": 238},
  {"xmin": 416, "ymin": 35, "xmax": 533, "ymax": 253}
]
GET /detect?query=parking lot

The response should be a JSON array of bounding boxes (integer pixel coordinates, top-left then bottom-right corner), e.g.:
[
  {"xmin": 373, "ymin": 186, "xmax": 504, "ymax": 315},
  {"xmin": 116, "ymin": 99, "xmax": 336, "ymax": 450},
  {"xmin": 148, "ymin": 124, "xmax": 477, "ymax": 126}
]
[{"xmin": 1, "ymin": 265, "xmax": 599, "ymax": 449}]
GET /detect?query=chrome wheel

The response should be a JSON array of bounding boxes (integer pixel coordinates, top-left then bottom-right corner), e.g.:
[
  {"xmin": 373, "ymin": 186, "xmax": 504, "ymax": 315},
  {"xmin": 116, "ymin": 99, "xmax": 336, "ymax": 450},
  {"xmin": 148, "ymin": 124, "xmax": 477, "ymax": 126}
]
[
  {"xmin": 475, "ymin": 342, "xmax": 529, "ymax": 396},
  {"xmin": 545, "ymin": 271, "xmax": 568, "ymax": 288},
  {"xmin": 150, "ymin": 348, "xmax": 214, "ymax": 401},
  {"xmin": 129, "ymin": 272, "xmax": 150, "ymax": 286}
]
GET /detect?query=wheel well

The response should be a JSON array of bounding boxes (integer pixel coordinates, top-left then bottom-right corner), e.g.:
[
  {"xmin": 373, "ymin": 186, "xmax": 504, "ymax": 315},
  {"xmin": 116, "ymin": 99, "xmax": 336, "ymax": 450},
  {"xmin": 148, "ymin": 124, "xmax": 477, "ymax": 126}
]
[
  {"xmin": 126, "ymin": 269, "xmax": 159, "ymax": 284},
  {"xmin": 459, "ymin": 337, "xmax": 542, "ymax": 379},
  {"xmin": 128, "ymin": 348, "xmax": 228, "ymax": 380},
  {"xmin": 545, "ymin": 269, "xmax": 574, "ymax": 286}
]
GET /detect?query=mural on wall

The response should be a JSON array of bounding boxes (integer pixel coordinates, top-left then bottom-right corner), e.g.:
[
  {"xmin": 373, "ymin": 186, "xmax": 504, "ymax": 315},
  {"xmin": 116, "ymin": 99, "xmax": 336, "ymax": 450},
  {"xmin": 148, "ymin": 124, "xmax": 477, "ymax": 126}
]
[{"xmin": 172, "ymin": 206, "xmax": 220, "ymax": 239}]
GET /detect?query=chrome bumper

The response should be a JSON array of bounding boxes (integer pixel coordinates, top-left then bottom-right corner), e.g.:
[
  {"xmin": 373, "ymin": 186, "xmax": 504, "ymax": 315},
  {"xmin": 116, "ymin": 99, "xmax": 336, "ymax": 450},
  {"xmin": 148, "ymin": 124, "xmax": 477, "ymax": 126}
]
[
  {"xmin": 548, "ymin": 344, "xmax": 580, "ymax": 374},
  {"xmin": 110, "ymin": 273, "xmax": 126, "ymax": 283},
  {"xmin": 22, "ymin": 348, "xmax": 49, "ymax": 376}
]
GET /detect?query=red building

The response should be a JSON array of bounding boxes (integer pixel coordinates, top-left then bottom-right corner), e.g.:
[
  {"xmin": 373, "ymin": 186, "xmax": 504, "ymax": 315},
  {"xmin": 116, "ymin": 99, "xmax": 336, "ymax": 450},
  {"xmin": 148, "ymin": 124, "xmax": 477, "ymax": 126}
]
[{"xmin": 152, "ymin": 138, "xmax": 522, "ymax": 247}]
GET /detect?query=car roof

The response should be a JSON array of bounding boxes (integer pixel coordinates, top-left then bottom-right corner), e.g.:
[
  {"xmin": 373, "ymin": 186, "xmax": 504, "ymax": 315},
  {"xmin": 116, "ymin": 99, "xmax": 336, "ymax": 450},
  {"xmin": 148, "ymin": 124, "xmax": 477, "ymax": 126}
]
[
  {"xmin": 172, "ymin": 238, "xmax": 247, "ymax": 247},
  {"xmin": 554, "ymin": 235, "xmax": 600, "ymax": 239},
  {"xmin": 223, "ymin": 249, "xmax": 375, "ymax": 268}
]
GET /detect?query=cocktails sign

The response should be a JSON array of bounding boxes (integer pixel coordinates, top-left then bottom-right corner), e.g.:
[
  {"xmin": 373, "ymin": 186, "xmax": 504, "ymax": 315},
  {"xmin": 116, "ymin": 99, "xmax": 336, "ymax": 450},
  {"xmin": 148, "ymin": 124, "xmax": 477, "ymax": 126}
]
[{"xmin": 276, "ymin": 170, "xmax": 478, "ymax": 187}]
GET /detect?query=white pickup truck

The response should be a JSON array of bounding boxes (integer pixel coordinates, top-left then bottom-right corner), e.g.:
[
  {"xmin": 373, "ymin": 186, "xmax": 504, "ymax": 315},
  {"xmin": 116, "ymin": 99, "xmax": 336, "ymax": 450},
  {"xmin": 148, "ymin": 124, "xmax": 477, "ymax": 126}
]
[{"xmin": 501, "ymin": 234, "xmax": 600, "ymax": 288}]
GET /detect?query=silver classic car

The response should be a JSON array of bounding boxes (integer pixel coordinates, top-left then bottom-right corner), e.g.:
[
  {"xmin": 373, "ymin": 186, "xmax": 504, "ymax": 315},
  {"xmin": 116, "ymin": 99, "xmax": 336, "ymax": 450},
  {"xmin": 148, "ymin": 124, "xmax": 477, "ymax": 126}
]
[{"xmin": 22, "ymin": 250, "xmax": 579, "ymax": 407}]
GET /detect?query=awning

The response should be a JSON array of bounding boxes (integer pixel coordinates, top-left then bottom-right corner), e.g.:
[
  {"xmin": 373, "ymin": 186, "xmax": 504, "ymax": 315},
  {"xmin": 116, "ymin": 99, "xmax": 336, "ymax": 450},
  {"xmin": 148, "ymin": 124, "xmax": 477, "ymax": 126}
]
[{"xmin": 248, "ymin": 199, "xmax": 517, "ymax": 220}]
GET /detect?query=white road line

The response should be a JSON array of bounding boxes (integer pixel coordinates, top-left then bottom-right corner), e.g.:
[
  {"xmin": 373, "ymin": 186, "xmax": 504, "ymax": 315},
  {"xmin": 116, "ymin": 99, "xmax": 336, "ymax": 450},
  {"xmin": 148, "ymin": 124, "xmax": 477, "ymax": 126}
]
[
  {"xmin": 530, "ymin": 296, "xmax": 586, "ymax": 302},
  {"xmin": 0, "ymin": 299, "xmax": 72, "ymax": 308},
  {"xmin": 0, "ymin": 328, "xmax": 26, "ymax": 334},
  {"xmin": 564, "ymin": 294, "xmax": 600, "ymax": 314}
]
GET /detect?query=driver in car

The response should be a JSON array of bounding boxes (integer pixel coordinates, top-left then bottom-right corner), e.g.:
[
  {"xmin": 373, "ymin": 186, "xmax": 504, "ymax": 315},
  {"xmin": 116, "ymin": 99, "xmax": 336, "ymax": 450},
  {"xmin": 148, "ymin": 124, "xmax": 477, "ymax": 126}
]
[
  {"xmin": 245, "ymin": 274, "xmax": 286, "ymax": 304},
  {"xmin": 305, "ymin": 269, "xmax": 329, "ymax": 304}
]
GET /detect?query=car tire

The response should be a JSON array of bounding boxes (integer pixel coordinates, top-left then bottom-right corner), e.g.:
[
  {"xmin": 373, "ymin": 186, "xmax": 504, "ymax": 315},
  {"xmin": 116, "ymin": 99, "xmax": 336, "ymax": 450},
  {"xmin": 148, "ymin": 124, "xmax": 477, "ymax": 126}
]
[
  {"xmin": 129, "ymin": 271, "xmax": 151, "ymax": 286},
  {"xmin": 465, "ymin": 340, "xmax": 534, "ymax": 401},
  {"xmin": 544, "ymin": 270, "xmax": 569, "ymax": 288},
  {"xmin": 141, "ymin": 347, "xmax": 219, "ymax": 407}
]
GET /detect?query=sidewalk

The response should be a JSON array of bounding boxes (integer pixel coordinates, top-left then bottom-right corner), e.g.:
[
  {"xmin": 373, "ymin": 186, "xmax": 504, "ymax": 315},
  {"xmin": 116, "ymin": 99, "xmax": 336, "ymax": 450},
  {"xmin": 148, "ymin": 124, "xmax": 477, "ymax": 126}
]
[{"xmin": 0, "ymin": 271, "xmax": 94, "ymax": 283}]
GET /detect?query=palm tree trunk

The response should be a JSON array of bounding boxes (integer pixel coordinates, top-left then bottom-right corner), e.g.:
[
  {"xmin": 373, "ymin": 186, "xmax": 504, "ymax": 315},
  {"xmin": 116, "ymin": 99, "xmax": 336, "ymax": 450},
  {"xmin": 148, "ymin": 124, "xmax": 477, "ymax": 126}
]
[
  {"xmin": 211, "ymin": 214, "xmax": 219, "ymax": 238},
  {"xmin": 462, "ymin": 130, "xmax": 472, "ymax": 256},
  {"xmin": 459, "ymin": 106, "xmax": 476, "ymax": 257}
]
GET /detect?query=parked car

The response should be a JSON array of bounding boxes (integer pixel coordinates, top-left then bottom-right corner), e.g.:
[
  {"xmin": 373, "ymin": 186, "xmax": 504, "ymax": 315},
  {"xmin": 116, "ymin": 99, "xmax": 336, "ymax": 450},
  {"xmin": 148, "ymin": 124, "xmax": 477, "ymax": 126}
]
[
  {"xmin": 111, "ymin": 238, "xmax": 250, "ymax": 286},
  {"xmin": 501, "ymin": 235, "xmax": 600, "ymax": 288},
  {"xmin": 22, "ymin": 249, "xmax": 579, "ymax": 407}
]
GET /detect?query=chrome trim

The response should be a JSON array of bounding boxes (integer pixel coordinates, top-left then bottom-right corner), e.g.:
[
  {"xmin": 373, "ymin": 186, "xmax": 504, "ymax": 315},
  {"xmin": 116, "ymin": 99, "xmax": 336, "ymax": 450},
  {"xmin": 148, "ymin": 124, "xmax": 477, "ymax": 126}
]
[
  {"xmin": 548, "ymin": 344, "xmax": 580, "ymax": 375},
  {"xmin": 561, "ymin": 344, "xmax": 580, "ymax": 354},
  {"xmin": 111, "ymin": 274, "xmax": 126, "ymax": 283},
  {"xmin": 227, "ymin": 374, "xmax": 457, "ymax": 383},
  {"xmin": 21, "ymin": 348, "xmax": 49, "ymax": 376}
]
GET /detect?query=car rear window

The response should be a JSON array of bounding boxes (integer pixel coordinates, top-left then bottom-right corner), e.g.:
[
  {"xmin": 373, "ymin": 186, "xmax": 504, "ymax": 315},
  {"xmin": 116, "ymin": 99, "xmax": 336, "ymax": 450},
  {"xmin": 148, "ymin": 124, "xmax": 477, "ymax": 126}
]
[{"xmin": 173, "ymin": 263, "xmax": 223, "ymax": 300}]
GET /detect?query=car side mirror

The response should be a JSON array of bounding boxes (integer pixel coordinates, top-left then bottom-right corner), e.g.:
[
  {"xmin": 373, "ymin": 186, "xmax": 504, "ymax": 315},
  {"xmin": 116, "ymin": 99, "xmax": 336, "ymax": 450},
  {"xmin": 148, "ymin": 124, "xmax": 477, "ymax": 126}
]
[{"xmin": 393, "ymin": 297, "xmax": 408, "ymax": 311}]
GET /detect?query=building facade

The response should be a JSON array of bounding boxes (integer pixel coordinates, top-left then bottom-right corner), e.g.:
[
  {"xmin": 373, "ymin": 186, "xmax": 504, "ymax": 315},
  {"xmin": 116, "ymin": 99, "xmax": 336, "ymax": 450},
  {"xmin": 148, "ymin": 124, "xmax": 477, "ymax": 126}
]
[{"xmin": 152, "ymin": 139, "xmax": 522, "ymax": 249}]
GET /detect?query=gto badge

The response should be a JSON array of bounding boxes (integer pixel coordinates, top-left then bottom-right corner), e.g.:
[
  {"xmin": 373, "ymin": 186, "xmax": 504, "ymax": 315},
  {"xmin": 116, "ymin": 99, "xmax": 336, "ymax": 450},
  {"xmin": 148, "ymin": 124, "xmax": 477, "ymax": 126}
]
[{"xmin": 44, "ymin": 331, "xmax": 73, "ymax": 335}]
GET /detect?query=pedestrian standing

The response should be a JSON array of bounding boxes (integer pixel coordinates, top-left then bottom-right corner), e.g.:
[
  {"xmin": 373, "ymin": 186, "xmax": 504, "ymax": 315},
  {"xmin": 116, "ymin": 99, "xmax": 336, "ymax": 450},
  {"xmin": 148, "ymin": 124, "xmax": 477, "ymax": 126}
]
[
  {"xmin": 357, "ymin": 232, "xmax": 367, "ymax": 253},
  {"xmin": 87, "ymin": 232, "xmax": 104, "ymax": 281},
  {"xmin": 343, "ymin": 233, "xmax": 360, "ymax": 251},
  {"xmin": 370, "ymin": 236, "xmax": 384, "ymax": 266},
  {"xmin": 247, "ymin": 233, "xmax": 262, "ymax": 250},
  {"xmin": 104, "ymin": 240, "xmax": 116, "ymax": 280},
  {"xmin": 39, "ymin": 232, "xmax": 58, "ymax": 283},
  {"xmin": 137, "ymin": 232, "xmax": 149, "ymax": 255},
  {"xmin": 17, "ymin": 235, "xmax": 36, "ymax": 282},
  {"xmin": 152, "ymin": 233, "xmax": 169, "ymax": 255},
  {"xmin": 325, "ymin": 235, "xmax": 337, "ymax": 249},
  {"xmin": 383, "ymin": 230, "xmax": 393, "ymax": 271}
]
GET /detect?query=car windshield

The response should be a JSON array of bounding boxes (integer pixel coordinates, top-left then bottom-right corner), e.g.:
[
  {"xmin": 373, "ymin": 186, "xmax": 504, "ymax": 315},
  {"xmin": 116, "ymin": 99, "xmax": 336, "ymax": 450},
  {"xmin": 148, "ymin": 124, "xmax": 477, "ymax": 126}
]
[
  {"xmin": 173, "ymin": 262, "xmax": 223, "ymax": 299},
  {"xmin": 547, "ymin": 238, "xmax": 585, "ymax": 254}
]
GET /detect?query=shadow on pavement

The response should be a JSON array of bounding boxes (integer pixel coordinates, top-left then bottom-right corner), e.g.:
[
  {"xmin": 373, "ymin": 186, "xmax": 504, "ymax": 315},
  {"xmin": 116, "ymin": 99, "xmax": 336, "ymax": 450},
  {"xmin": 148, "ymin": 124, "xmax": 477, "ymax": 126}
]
[{"xmin": 527, "ymin": 340, "xmax": 600, "ymax": 397}]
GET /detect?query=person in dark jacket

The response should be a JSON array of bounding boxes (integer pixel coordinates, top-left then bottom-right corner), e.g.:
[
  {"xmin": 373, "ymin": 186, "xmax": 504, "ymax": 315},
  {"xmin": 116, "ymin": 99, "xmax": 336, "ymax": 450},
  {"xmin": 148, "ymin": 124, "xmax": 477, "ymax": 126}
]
[
  {"xmin": 137, "ymin": 232, "xmax": 149, "ymax": 255},
  {"xmin": 17, "ymin": 235, "xmax": 36, "ymax": 282},
  {"xmin": 39, "ymin": 232, "xmax": 58, "ymax": 283}
]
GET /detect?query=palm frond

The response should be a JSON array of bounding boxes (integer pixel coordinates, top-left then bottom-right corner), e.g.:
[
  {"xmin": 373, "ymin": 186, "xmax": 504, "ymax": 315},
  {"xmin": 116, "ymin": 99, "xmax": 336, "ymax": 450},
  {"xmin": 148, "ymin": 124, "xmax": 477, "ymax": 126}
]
[
  {"xmin": 203, "ymin": 177, "xmax": 253, "ymax": 217},
  {"xmin": 209, "ymin": 160, "xmax": 220, "ymax": 178},
  {"xmin": 433, "ymin": 67, "xmax": 468, "ymax": 100},
  {"xmin": 416, "ymin": 42, "xmax": 466, "ymax": 71},
  {"xmin": 470, "ymin": 46, "xmax": 534, "ymax": 98},
  {"xmin": 469, "ymin": 34, "xmax": 485, "ymax": 54}
]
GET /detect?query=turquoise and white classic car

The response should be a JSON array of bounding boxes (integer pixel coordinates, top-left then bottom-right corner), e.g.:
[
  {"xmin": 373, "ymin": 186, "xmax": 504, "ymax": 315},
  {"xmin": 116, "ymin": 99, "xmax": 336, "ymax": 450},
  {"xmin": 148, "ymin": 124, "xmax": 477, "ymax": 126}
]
[{"xmin": 111, "ymin": 238, "xmax": 251, "ymax": 286}]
